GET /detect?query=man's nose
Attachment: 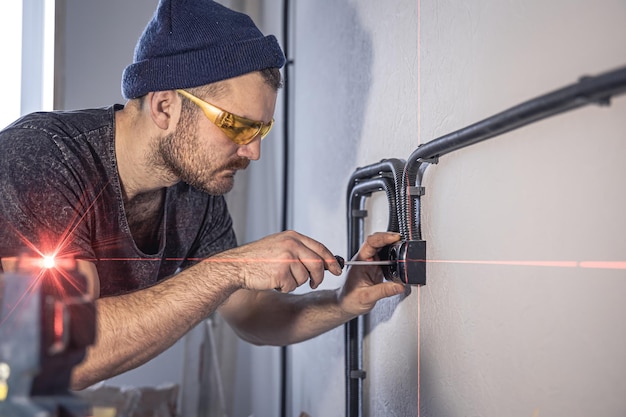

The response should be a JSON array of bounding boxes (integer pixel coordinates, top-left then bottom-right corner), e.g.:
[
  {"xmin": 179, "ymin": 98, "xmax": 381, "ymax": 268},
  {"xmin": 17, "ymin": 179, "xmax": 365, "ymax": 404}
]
[{"xmin": 237, "ymin": 135, "xmax": 262, "ymax": 160}]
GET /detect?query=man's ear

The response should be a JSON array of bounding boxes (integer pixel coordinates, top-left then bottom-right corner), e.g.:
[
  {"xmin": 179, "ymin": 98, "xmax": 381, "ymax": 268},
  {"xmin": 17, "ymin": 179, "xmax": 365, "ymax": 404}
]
[{"xmin": 146, "ymin": 90, "xmax": 180, "ymax": 131}]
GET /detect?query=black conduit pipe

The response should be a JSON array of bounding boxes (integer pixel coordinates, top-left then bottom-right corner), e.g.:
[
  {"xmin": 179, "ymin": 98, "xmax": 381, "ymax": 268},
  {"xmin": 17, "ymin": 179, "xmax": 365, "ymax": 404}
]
[
  {"xmin": 345, "ymin": 175, "xmax": 401, "ymax": 417},
  {"xmin": 347, "ymin": 159, "xmax": 406, "ymax": 237},
  {"xmin": 401, "ymin": 65, "xmax": 626, "ymax": 239},
  {"xmin": 348, "ymin": 175, "xmax": 402, "ymax": 239}
]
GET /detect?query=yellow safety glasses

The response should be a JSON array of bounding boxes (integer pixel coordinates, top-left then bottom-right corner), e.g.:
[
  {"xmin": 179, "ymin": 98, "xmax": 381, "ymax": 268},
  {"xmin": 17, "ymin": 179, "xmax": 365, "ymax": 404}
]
[{"xmin": 177, "ymin": 89, "xmax": 274, "ymax": 145}]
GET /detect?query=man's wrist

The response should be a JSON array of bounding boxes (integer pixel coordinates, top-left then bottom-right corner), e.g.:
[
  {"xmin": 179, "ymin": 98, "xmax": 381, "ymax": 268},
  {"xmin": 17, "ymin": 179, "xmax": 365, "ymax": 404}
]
[
  {"xmin": 197, "ymin": 255, "xmax": 243, "ymax": 293},
  {"xmin": 334, "ymin": 287, "xmax": 358, "ymax": 322}
]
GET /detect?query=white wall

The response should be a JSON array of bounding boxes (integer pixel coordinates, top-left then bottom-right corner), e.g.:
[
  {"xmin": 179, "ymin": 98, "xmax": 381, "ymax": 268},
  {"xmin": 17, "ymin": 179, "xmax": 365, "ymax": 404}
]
[
  {"xmin": 0, "ymin": 0, "xmax": 23, "ymax": 129},
  {"xmin": 285, "ymin": 0, "xmax": 626, "ymax": 416}
]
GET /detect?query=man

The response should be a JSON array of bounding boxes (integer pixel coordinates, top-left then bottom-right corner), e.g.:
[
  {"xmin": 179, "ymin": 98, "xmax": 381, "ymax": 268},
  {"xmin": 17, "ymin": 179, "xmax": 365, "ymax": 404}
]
[{"xmin": 0, "ymin": 0, "xmax": 405, "ymax": 390}]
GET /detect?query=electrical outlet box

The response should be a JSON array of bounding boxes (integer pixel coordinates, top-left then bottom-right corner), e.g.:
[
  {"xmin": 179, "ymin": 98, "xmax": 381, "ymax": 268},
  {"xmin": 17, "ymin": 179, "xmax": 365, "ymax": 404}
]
[{"xmin": 381, "ymin": 240, "xmax": 426, "ymax": 286}]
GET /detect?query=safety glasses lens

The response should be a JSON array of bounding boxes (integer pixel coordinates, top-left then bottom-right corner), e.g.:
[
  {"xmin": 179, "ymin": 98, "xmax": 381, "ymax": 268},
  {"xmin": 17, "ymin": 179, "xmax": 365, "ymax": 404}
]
[
  {"xmin": 178, "ymin": 89, "xmax": 273, "ymax": 145},
  {"xmin": 222, "ymin": 118, "xmax": 273, "ymax": 145}
]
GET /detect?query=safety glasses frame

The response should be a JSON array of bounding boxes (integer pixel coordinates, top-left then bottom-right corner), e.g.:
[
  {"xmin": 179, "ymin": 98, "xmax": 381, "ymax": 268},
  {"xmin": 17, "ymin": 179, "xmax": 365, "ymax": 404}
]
[{"xmin": 177, "ymin": 89, "xmax": 274, "ymax": 145}]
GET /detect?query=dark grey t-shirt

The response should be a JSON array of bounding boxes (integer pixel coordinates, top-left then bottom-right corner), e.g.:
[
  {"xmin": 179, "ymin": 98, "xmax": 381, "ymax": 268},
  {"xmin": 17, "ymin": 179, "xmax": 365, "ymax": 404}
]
[{"xmin": 0, "ymin": 106, "xmax": 237, "ymax": 296}]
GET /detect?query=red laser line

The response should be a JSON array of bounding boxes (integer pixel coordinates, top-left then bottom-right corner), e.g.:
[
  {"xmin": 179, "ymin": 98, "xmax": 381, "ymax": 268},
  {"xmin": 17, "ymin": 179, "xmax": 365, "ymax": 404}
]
[
  {"xmin": 416, "ymin": 0, "xmax": 422, "ymax": 413},
  {"xmin": 417, "ymin": 0, "xmax": 421, "ymax": 150},
  {"xmin": 30, "ymin": 257, "xmax": 626, "ymax": 272},
  {"xmin": 579, "ymin": 261, "xmax": 626, "ymax": 270},
  {"xmin": 90, "ymin": 257, "xmax": 339, "ymax": 263},
  {"xmin": 415, "ymin": 236, "xmax": 420, "ymax": 417},
  {"xmin": 424, "ymin": 259, "xmax": 626, "ymax": 270}
]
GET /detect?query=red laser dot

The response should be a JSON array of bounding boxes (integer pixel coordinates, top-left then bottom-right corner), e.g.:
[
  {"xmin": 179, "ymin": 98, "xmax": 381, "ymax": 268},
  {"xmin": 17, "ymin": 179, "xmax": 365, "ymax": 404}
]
[{"xmin": 42, "ymin": 256, "xmax": 56, "ymax": 269}]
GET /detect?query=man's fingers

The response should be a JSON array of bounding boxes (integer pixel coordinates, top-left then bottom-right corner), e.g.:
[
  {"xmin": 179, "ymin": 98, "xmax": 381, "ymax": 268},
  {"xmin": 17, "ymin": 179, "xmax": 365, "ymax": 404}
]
[
  {"xmin": 360, "ymin": 282, "xmax": 405, "ymax": 305},
  {"xmin": 232, "ymin": 230, "xmax": 345, "ymax": 292},
  {"xmin": 285, "ymin": 230, "xmax": 342, "ymax": 275},
  {"xmin": 270, "ymin": 230, "xmax": 340, "ymax": 276},
  {"xmin": 288, "ymin": 260, "xmax": 311, "ymax": 288},
  {"xmin": 366, "ymin": 231, "xmax": 402, "ymax": 248},
  {"xmin": 358, "ymin": 232, "xmax": 402, "ymax": 260}
]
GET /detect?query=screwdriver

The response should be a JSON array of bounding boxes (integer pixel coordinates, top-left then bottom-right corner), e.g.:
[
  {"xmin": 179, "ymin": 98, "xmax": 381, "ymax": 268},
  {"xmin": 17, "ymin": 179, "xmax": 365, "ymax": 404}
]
[{"xmin": 334, "ymin": 255, "xmax": 393, "ymax": 269}]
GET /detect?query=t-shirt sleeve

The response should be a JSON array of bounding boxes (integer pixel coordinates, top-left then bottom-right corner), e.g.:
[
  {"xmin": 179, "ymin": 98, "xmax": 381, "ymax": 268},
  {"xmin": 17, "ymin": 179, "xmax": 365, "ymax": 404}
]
[{"xmin": 0, "ymin": 125, "xmax": 95, "ymax": 261}]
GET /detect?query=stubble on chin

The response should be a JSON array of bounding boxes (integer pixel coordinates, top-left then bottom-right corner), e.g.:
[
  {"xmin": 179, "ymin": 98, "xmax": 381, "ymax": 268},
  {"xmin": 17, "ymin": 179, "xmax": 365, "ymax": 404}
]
[
  {"xmin": 154, "ymin": 132, "xmax": 252, "ymax": 195},
  {"xmin": 202, "ymin": 156, "xmax": 250, "ymax": 195}
]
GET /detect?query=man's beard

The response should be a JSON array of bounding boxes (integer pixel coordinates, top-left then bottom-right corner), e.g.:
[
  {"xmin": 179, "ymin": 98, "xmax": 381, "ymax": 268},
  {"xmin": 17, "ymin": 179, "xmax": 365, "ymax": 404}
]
[{"xmin": 152, "ymin": 121, "xmax": 250, "ymax": 195}]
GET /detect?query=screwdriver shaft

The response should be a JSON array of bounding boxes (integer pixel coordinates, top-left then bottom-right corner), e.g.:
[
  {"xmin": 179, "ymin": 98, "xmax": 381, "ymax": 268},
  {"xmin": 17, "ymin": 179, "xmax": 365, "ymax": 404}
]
[
  {"xmin": 342, "ymin": 260, "xmax": 393, "ymax": 266},
  {"xmin": 333, "ymin": 255, "xmax": 393, "ymax": 269}
]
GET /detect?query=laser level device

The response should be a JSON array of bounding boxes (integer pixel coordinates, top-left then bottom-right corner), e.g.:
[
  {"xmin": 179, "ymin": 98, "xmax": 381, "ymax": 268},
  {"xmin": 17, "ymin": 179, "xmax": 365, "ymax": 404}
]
[{"xmin": 0, "ymin": 255, "xmax": 95, "ymax": 417}]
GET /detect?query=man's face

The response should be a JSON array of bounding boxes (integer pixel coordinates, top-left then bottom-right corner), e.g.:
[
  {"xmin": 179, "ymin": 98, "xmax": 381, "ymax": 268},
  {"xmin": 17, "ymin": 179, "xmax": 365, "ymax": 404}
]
[{"xmin": 156, "ymin": 72, "xmax": 277, "ymax": 195}]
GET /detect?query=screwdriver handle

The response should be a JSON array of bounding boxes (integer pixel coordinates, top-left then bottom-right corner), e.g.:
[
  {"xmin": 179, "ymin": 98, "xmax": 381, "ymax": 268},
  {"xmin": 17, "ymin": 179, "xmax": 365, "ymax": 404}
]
[{"xmin": 334, "ymin": 255, "xmax": 346, "ymax": 269}]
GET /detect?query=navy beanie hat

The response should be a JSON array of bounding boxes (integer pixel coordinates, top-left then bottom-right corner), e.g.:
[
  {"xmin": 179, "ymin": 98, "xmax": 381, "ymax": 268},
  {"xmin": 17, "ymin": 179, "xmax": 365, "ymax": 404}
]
[{"xmin": 121, "ymin": 0, "xmax": 286, "ymax": 99}]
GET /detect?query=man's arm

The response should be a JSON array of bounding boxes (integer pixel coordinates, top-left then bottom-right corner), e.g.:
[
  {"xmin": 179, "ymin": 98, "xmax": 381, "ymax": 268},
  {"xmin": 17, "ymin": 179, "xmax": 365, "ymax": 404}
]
[
  {"xmin": 218, "ymin": 232, "xmax": 406, "ymax": 346},
  {"xmin": 71, "ymin": 257, "xmax": 238, "ymax": 390},
  {"xmin": 71, "ymin": 230, "xmax": 343, "ymax": 390}
]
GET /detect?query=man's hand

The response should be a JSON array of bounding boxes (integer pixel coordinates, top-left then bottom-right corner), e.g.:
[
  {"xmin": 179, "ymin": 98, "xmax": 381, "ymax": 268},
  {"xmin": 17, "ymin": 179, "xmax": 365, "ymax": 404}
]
[
  {"xmin": 212, "ymin": 230, "xmax": 343, "ymax": 293},
  {"xmin": 338, "ymin": 232, "xmax": 406, "ymax": 316}
]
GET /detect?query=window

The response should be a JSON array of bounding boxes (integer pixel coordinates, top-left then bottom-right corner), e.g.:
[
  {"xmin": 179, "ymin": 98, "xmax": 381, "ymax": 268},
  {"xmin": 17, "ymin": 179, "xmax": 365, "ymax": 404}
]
[
  {"xmin": 0, "ymin": 0, "xmax": 55, "ymax": 130},
  {"xmin": 0, "ymin": 0, "xmax": 23, "ymax": 129}
]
